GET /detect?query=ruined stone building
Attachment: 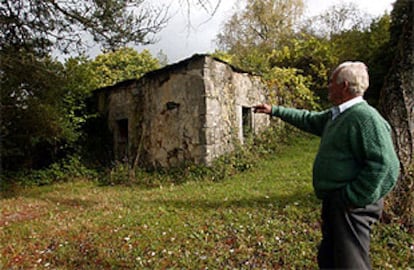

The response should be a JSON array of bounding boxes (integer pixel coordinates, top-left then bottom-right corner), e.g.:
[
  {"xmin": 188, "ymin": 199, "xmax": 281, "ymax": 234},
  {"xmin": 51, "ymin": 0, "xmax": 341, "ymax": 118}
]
[{"xmin": 94, "ymin": 54, "xmax": 270, "ymax": 168}]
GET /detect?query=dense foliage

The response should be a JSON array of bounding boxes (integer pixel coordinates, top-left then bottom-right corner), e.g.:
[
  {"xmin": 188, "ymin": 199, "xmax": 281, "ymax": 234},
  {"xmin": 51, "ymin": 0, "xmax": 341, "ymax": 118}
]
[
  {"xmin": 0, "ymin": 0, "xmax": 169, "ymax": 54},
  {"xmin": 1, "ymin": 52, "xmax": 91, "ymax": 170},
  {"xmin": 0, "ymin": 47, "xmax": 160, "ymax": 171},
  {"xmin": 216, "ymin": 0, "xmax": 304, "ymax": 56},
  {"xmin": 216, "ymin": 0, "xmax": 392, "ymax": 107},
  {"xmin": 0, "ymin": 0, "xmax": 166, "ymax": 172},
  {"xmin": 90, "ymin": 48, "xmax": 161, "ymax": 89}
]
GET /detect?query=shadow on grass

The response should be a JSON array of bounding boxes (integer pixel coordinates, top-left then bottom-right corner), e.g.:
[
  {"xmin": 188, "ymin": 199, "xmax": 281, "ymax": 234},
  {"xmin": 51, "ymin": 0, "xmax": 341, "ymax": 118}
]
[
  {"xmin": 44, "ymin": 196, "xmax": 98, "ymax": 209},
  {"xmin": 0, "ymin": 181, "xmax": 26, "ymax": 199},
  {"xmin": 149, "ymin": 191, "xmax": 320, "ymax": 212}
]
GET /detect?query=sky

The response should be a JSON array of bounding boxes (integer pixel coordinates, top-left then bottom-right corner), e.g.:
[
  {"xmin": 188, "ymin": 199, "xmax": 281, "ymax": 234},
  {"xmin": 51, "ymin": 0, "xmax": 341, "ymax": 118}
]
[{"xmin": 98, "ymin": 0, "xmax": 396, "ymax": 64}]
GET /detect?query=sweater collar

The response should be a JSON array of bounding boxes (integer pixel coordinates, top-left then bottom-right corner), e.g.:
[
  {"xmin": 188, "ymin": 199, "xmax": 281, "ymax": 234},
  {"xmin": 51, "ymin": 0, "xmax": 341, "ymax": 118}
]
[{"xmin": 331, "ymin": 96, "xmax": 365, "ymax": 120}]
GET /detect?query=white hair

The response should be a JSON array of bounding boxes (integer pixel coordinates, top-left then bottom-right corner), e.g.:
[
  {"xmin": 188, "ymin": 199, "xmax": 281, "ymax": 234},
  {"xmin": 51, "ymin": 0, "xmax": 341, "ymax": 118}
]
[{"xmin": 333, "ymin": 61, "xmax": 369, "ymax": 95}]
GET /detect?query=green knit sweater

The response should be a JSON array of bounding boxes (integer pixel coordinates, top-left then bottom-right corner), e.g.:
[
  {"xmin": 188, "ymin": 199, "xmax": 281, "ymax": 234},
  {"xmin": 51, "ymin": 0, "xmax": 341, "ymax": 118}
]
[{"xmin": 271, "ymin": 102, "xmax": 400, "ymax": 207}]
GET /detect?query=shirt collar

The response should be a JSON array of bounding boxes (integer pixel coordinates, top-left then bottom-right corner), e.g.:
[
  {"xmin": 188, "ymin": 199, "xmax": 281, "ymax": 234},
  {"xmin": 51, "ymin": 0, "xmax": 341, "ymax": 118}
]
[
  {"xmin": 331, "ymin": 96, "xmax": 364, "ymax": 120},
  {"xmin": 338, "ymin": 96, "xmax": 364, "ymax": 113}
]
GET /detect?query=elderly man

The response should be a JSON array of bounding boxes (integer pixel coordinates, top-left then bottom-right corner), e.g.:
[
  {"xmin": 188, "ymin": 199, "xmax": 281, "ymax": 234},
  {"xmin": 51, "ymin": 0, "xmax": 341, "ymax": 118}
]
[{"xmin": 254, "ymin": 61, "xmax": 400, "ymax": 269}]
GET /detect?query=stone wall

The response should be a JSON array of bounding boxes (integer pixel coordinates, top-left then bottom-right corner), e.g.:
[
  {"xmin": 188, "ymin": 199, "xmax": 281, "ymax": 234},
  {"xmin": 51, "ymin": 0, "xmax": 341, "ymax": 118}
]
[
  {"xmin": 96, "ymin": 55, "xmax": 270, "ymax": 168},
  {"xmin": 203, "ymin": 57, "xmax": 269, "ymax": 164},
  {"xmin": 132, "ymin": 57, "xmax": 207, "ymax": 168},
  {"xmin": 103, "ymin": 81, "xmax": 137, "ymax": 161}
]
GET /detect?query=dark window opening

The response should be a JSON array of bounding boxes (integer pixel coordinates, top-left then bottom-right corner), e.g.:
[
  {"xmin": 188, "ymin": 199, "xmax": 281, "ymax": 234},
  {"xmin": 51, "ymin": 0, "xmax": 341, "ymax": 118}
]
[
  {"xmin": 242, "ymin": 106, "xmax": 252, "ymax": 139},
  {"xmin": 117, "ymin": 119, "xmax": 128, "ymax": 143},
  {"xmin": 116, "ymin": 119, "xmax": 128, "ymax": 161}
]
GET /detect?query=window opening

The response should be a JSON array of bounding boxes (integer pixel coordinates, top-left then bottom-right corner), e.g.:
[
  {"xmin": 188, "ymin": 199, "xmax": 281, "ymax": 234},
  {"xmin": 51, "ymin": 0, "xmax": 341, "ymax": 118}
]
[
  {"xmin": 116, "ymin": 119, "xmax": 128, "ymax": 161},
  {"xmin": 117, "ymin": 119, "xmax": 128, "ymax": 143},
  {"xmin": 242, "ymin": 106, "xmax": 253, "ymax": 139}
]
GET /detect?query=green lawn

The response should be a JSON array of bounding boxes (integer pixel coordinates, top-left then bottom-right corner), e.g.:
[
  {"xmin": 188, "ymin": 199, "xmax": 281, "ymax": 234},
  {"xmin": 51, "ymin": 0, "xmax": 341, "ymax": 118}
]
[{"xmin": 1, "ymin": 136, "xmax": 413, "ymax": 269}]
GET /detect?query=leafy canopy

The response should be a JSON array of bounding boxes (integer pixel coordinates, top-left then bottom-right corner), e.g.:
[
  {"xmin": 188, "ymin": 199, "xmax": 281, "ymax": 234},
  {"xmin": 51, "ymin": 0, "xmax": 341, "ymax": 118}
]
[
  {"xmin": 0, "ymin": 0, "xmax": 169, "ymax": 54},
  {"xmin": 216, "ymin": 0, "xmax": 304, "ymax": 59},
  {"xmin": 215, "ymin": 0, "xmax": 319, "ymax": 110},
  {"xmin": 216, "ymin": 0, "xmax": 392, "ymax": 107},
  {"xmin": 90, "ymin": 48, "xmax": 161, "ymax": 88}
]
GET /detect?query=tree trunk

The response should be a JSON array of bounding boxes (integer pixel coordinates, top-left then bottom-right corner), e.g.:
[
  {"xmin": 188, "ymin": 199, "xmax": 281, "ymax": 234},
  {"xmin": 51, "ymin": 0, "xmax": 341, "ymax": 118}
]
[{"xmin": 379, "ymin": 0, "xmax": 413, "ymax": 230}]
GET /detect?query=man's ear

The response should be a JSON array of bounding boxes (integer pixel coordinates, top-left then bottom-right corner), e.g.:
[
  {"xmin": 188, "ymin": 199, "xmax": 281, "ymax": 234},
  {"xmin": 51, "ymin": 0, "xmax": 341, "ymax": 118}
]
[
  {"xmin": 342, "ymin": 81, "xmax": 355, "ymax": 98},
  {"xmin": 343, "ymin": 80, "xmax": 349, "ymax": 87},
  {"xmin": 343, "ymin": 80, "xmax": 350, "ymax": 91}
]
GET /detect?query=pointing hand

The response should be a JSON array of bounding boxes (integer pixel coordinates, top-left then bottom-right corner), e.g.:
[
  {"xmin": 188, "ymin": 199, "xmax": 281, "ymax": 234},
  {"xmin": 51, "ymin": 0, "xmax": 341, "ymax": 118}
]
[{"xmin": 253, "ymin": 104, "xmax": 272, "ymax": 115}]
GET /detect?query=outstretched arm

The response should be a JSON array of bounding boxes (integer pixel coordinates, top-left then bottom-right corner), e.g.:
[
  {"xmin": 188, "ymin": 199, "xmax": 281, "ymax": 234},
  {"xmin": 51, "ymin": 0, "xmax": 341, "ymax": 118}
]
[{"xmin": 254, "ymin": 104, "xmax": 331, "ymax": 137}]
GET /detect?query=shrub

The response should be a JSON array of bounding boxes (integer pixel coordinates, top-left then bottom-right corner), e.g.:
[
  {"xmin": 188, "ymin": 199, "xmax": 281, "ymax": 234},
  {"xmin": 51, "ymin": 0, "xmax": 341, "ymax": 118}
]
[
  {"xmin": 1, "ymin": 155, "xmax": 98, "ymax": 187},
  {"xmin": 383, "ymin": 165, "xmax": 414, "ymax": 233}
]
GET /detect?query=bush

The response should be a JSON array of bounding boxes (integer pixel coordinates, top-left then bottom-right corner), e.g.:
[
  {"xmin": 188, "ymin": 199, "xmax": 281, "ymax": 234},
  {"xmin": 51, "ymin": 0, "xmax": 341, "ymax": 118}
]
[
  {"xmin": 1, "ymin": 155, "xmax": 98, "ymax": 187},
  {"xmin": 383, "ymin": 165, "xmax": 414, "ymax": 233}
]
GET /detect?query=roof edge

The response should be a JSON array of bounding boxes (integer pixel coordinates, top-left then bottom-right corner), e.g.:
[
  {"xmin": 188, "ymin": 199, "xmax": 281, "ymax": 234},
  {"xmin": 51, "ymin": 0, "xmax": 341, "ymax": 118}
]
[{"xmin": 93, "ymin": 54, "xmax": 254, "ymax": 94}]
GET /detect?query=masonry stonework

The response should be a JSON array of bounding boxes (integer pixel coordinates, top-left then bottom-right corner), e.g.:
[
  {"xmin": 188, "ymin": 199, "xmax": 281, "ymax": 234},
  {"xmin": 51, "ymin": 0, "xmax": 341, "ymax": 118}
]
[{"xmin": 94, "ymin": 54, "xmax": 270, "ymax": 169}]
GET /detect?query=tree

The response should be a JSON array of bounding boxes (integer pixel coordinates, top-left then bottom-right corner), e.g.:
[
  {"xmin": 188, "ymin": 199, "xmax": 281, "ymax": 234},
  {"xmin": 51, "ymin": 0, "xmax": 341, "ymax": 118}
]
[
  {"xmin": 0, "ymin": 47, "xmax": 162, "ymax": 170},
  {"xmin": 303, "ymin": 2, "xmax": 371, "ymax": 39},
  {"xmin": 0, "ymin": 0, "xmax": 165, "ymax": 171},
  {"xmin": 214, "ymin": 0, "xmax": 320, "ymax": 110},
  {"xmin": 89, "ymin": 47, "xmax": 161, "ymax": 88},
  {"xmin": 266, "ymin": 34, "xmax": 338, "ymax": 106},
  {"xmin": 216, "ymin": 0, "xmax": 304, "ymax": 65},
  {"xmin": 264, "ymin": 66, "xmax": 320, "ymax": 110},
  {"xmin": 1, "ymin": 0, "xmax": 222, "ymax": 54},
  {"xmin": 326, "ymin": 13, "xmax": 391, "ymax": 106},
  {"xmin": 362, "ymin": 14, "xmax": 392, "ymax": 106},
  {"xmin": 0, "ymin": 0, "xmax": 170, "ymax": 54},
  {"xmin": 216, "ymin": 1, "xmax": 387, "ymax": 107},
  {"xmin": 379, "ymin": 0, "xmax": 413, "ymax": 229},
  {"xmin": 0, "ymin": 52, "xmax": 89, "ymax": 170},
  {"xmin": 300, "ymin": 4, "xmax": 392, "ymax": 106}
]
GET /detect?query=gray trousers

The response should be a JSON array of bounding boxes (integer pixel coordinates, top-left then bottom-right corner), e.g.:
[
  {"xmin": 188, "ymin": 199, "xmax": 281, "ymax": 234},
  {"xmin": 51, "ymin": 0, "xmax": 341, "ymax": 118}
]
[{"xmin": 317, "ymin": 191, "xmax": 383, "ymax": 270}]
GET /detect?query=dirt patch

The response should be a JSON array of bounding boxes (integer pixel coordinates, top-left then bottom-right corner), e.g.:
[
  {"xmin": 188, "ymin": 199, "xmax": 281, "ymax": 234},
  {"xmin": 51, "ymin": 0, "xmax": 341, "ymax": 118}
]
[{"xmin": 0, "ymin": 203, "xmax": 46, "ymax": 226}]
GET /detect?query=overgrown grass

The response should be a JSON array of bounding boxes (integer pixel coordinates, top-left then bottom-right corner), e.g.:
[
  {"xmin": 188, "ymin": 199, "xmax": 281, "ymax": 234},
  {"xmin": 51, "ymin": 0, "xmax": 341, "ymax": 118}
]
[{"xmin": 1, "ymin": 135, "xmax": 413, "ymax": 269}]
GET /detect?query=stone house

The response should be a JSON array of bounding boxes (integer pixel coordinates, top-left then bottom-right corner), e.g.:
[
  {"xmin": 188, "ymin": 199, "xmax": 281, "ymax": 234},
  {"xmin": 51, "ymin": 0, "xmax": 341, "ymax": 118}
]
[{"xmin": 94, "ymin": 54, "xmax": 270, "ymax": 168}]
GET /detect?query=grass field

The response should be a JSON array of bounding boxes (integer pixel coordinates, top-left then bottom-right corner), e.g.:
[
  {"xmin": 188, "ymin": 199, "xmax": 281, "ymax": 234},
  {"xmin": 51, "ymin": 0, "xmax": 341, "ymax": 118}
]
[{"xmin": 1, "ymin": 136, "xmax": 413, "ymax": 269}]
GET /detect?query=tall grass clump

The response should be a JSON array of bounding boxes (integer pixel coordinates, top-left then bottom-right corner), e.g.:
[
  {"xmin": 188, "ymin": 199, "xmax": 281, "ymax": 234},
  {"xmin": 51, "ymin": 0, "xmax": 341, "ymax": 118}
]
[{"xmin": 1, "ymin": 155, "xmax": 97, "ymax": 189}]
